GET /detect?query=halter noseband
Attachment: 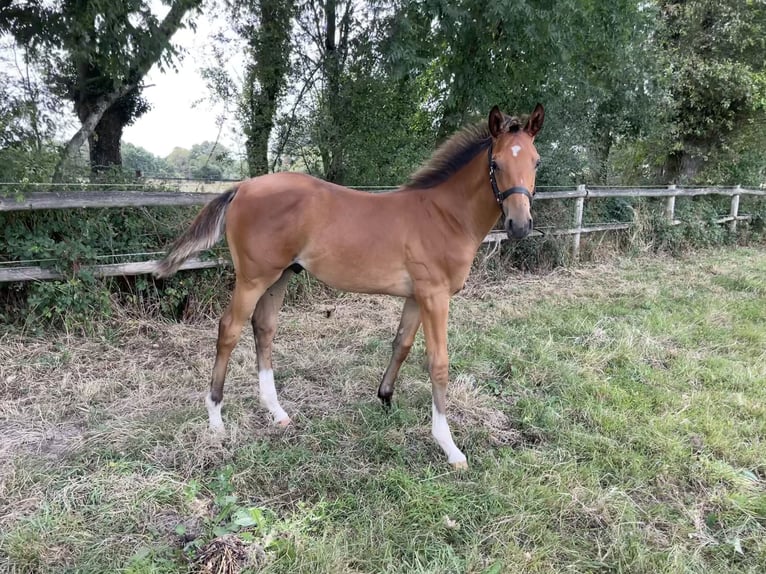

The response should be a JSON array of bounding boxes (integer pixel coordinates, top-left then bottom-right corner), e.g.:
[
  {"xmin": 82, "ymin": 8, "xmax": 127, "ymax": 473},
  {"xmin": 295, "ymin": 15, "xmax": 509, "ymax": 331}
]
[{"xmin": 488, "ymin": 142, "xmax": 534, "ymax": 217}]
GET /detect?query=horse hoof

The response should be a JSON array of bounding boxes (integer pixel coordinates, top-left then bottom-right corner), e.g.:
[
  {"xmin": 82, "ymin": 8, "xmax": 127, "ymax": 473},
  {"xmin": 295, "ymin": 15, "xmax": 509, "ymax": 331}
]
[
  {"xmin": 275, "ymin": 417, "xmax": 291, "ymax": 428},
  {"xmin": 206, "ymin": 425, "xmax": 225, "ymax": 445},
  {"xmin": 450, "ymin": 460, "xmax": 468, "ymax": 471}
]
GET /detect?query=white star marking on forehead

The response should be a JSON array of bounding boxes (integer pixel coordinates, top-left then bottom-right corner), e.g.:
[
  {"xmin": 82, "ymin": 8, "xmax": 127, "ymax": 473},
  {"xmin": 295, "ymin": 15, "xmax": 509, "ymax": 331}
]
[{"xmin": 511, "ymin": 145, "xmax": 522, "ymax": 157}]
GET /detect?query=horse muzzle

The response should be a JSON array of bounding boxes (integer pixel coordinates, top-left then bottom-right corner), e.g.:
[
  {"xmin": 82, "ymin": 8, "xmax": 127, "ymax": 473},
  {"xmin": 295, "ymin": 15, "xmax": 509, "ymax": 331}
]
[{"xmin": 505, "ymin": 217, "xmax": 533, "ymax": 240}]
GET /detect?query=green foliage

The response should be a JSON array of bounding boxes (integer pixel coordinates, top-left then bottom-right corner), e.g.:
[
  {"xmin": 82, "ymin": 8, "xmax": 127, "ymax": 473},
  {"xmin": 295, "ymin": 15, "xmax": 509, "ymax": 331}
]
[
  {"xmin": 0, "ymin": 144, "xmax": 60, "ymax": 183},
  {"xmin": 26, "ymin": 276, "xmax": 113, "ymax": 326},
  {"xmin": 2, "ymin": 249, "xmax": 766, "ymax": 572},
  {"xmin": 188, "ymin": 142, "xmax": 237, "ymax": 180},
  {"xmin": 6, "ymin": 0, "xmax": 766, "ymax": 187},
  {"xmin": 122, "ymin": 143, "xmax": 173, "ymax": 178},
  {"xmin": 3, "ymin": 0, "xmax": 203, "ymax": 173},
  {"xmin": 0, "ymin": 45, "xmax": 64, "ymax": 182},
  {"xmin": 161, "ymin": 142, "xmax": 240, "ymax": 180},
  {"xmin": 121, "ymin": 141, "xmax": 244, "ymax": 180},
  {"xmin": 657, "ymin": 0, "xmax": 766, "ymax": 183},
  {"xmin": 0, "ymin": 197, "xmax": 233, "ymax": 329},
  {"xmin": 191, "ymin": 468, "xmax": 271, "ymax": 540}
]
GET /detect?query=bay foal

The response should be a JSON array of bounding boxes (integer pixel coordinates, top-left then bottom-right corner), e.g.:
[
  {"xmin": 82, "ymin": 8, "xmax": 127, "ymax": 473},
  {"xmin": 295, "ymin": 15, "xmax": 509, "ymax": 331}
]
[{"xmin": 156, "ymin": 104, "xmax": 544, "ymax": 468}]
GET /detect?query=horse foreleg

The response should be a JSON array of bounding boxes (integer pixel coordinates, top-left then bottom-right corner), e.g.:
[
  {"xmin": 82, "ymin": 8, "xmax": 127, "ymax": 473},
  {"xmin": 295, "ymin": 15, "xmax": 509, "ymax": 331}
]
[
  {"xmin": 419, "ymin": 292, "xmax": 468, "ymax": 469},
  {"xmin": 252, "ymin": 269, "xmax": 294, "ymax": 426},
  {"xmin": 207, "ymin": 275, "xmax": 276, "ymax": 431},
  {"xmin": 378, "ymin": 297, "xmax": 420, "ymax": 408}
]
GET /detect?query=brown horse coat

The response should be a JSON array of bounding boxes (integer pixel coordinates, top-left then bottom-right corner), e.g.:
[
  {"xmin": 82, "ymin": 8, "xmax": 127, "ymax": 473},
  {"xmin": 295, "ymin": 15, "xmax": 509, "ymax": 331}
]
[{"xmin": 157, "ymin": 104, "xmax": 544, "ymax": 468}]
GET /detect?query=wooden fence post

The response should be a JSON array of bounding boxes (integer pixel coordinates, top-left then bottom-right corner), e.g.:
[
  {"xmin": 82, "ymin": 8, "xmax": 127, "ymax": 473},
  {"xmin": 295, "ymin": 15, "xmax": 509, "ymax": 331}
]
[
  {"xmin": 572, "ymin": 184, "xmax": 586, "ymax": 259},
  {"xmin": 730, "ymin": 186, "xmax": 741, "ymax": 233},
  {"xmin": 665, "ymin": 185, "xmax": 676, "ymax": 222}
]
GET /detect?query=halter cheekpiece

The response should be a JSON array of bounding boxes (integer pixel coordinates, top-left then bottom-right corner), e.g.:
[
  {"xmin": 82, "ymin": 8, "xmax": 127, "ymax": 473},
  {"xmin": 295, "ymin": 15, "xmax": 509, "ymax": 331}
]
[{"xmin": 488, "ymin": 141, "xmax": 533, "ymax": 217}]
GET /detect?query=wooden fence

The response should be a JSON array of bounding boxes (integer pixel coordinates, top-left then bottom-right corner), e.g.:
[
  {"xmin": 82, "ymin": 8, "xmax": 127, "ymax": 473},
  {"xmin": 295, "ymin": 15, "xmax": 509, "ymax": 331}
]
[{"xmin": 1, "ymin": 185, "xmax": 764, "ymax": 283}]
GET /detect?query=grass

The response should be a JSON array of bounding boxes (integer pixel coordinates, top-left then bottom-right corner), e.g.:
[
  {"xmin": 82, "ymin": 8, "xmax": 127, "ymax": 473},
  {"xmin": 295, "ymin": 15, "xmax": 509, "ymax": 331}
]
[{"xmin": 1, "ymin": 246, "xmax": 765, "ymax": 573}]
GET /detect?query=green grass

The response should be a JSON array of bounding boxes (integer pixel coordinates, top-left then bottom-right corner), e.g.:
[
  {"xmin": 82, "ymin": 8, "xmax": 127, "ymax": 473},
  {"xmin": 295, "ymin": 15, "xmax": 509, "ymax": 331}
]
[{"xmin": 1, "ymin": 247, "xmax": 765, "ymax": 573}]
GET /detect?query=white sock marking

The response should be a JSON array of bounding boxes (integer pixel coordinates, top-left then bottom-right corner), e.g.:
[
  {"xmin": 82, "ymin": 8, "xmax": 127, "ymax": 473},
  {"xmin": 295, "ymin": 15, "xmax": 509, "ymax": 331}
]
[
  {"xmin": 206, "ymin": 393, "xmax": 224, "ymax": 430},
  {"xmin": 432, "ymin": 403, "xmax": 467, "ymax": 464},
  {"xmin": 259, "ymin": 369, "xmax": 289, "ymax": 424},
  {"xmin": 511, "ymin": 145, "xmax": 522, "ymax": 157}
]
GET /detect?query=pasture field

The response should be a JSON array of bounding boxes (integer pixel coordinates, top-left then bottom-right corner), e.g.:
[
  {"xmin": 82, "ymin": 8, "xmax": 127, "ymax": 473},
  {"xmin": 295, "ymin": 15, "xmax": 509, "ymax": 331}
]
[{"xmin": 1, "ymin": 247, "xmax": 765, "ymax": 573}]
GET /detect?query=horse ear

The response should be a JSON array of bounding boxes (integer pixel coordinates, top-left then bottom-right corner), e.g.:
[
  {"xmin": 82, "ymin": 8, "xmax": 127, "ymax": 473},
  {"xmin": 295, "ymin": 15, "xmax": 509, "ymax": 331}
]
[
  {"xmin": 524, "ymin": 103, "xmax": 545, "ymax": 138},
  {"xmin": 488, "ymin": 105, "xmax": 505, "ymax": 138}
]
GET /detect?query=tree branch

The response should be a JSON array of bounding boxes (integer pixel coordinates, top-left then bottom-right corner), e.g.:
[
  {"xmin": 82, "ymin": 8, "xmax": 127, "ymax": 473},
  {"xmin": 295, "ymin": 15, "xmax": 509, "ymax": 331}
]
[{"xmin": 51, "ymin": 0, "xmax": 202, "ymax": 182}]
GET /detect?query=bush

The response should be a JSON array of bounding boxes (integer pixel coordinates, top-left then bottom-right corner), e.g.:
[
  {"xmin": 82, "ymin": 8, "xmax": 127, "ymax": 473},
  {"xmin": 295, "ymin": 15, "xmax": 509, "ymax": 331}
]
[
  {"xmin": 0, "ymin": 184, "xmax": 231, "ymax": 330},
  {"xmin": 2, "ymin": 184, "xmax": 765, "ymax": 331}
]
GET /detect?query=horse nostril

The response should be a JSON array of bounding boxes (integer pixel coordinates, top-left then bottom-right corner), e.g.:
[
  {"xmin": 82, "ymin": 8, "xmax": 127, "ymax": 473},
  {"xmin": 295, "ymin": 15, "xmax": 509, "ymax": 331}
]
[{"xmin": 528, "ymin": 219, "xmax": 533, "ymax": 231}]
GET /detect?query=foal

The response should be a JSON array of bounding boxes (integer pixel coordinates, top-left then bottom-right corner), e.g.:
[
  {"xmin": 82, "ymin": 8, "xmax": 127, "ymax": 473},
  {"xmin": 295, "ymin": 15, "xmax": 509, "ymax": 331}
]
[{"xmin": 156, "ymin": 104, "xmax": 544, "ymax": 468}]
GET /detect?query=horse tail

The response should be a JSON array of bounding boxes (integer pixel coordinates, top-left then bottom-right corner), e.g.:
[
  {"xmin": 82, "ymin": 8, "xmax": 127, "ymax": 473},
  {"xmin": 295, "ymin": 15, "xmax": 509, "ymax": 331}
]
[{"xmin": 154, "ymin": 185, "xmax": 239, "ymax": 278}]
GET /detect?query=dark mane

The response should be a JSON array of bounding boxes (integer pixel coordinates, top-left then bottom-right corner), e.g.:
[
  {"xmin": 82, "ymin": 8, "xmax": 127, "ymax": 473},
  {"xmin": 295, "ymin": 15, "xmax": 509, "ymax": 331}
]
[{"xmin": 406, "ymin": 115, "xmax": 523, "ymax": 189}]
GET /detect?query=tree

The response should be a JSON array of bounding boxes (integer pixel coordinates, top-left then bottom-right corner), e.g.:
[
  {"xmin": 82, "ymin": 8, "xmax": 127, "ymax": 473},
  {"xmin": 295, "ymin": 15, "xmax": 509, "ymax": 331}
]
[
  {"xmin": 2, "ymin": 0, "xmax": 203, "ymax": 180},
  {"xmin": 165, "ymin": 146, "xmax": 193, "ymax": 177},
  {"xmin": 388, "ymin": 0, "xmax": 559, "ymax": 139},
  {"xmin": 202, "ymin": 0, "xmax": 294, "ymax": 177},
  {"xmin": 122, "ymin": 142, "xmax": 174, "ymax": 177},
  {"xmin": 385, "ymin": 0, "xmax": 667, "ymax": 186},
  {"xmin": 555, "ymin": 0, "xmax": 665, "ymax": 184},
  {"xmin": 188, "ymin": 141, "xmax": 235, "ymax": 179},
  {"xmin": 657, "ymin": 0, "xmax": 766, "ymax": 183},
  {"xmin": 0, "ymin": 39, "xmax": 64, "ymax": 181},
  {"xmin": 163, "ymin": 142, "xmax": 236, "ymax": 179},
  {"xmin": 285, "ymin": 0, "xmax": 401, "ymax": 183}
]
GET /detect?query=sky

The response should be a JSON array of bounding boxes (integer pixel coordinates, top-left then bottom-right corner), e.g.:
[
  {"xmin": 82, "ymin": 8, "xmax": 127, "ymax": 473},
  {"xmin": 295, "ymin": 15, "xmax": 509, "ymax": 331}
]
[
  {"xmin": 0, "ymin": 4, "xmax": 244, "ymax": 159},
  {"xmin": 122, "ymin": 13, "xmax": 238, "ymax": 158}
]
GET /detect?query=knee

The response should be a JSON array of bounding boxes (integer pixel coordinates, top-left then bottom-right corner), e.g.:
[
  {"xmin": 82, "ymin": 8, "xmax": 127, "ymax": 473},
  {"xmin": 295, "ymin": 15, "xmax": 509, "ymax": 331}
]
[
  {"xmin": 254, "ymin": 325, "xmax": 277, "ymax": 343},
  {"xmin": 394, "ymin": 340, "xmax": 412, "ymax": 358},
  {"xmin": 254, "ymin": 322, "xmax": 276, "ymax": 343},
  {"xmin": 217, "ymin": 315, "xmax": 240, "ymax": 349},
  {"xmin": 428, "ymin": 358, "xmax": 449, "ymax": 381}
]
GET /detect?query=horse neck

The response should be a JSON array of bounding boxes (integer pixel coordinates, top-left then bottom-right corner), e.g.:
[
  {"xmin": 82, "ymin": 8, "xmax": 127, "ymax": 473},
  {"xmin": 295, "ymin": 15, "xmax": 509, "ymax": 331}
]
[{"xmin": 431, "ymin": 152, "xmax": 501, "ymax": 244}]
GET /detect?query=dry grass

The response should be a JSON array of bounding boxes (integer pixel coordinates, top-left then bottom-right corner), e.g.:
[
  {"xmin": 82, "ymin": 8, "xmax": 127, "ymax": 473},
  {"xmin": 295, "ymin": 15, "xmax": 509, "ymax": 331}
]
[
  {"xmin": 0, "ymin": 259, "xmax": 645, "ymax": 483},
  {"xmin": 0, "ymin": 288, "xmax": 519, "ymax": 488},
  {"xmin": 1, "ymin": 246, "xmax": 765, "ymax": 573}
]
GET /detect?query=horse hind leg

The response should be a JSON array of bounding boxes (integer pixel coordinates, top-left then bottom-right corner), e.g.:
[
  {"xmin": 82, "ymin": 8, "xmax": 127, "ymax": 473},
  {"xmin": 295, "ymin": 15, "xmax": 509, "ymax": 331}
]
[
  {"xmin": 207, "ymin": 274, "xmax": 278, "ymax": 431},
  {"xmin": 378, "ymin": 297, "xmax": 420, "ymax": 409},
  {"xmin": 251, "ymin": 269, "xmax": 295, "ymax": 426}
]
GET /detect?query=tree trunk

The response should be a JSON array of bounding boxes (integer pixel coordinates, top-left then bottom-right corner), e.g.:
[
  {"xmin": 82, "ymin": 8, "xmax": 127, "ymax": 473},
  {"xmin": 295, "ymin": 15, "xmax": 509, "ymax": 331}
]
[
  {"xmin": 245, "ymin": 124, "xmax": 271, "ymax": 176},
  {"xmin": 594, "ymin": 132, "xmax": 613, "ymax": 185},
  {"xmin": 318, "ymin": 0, "xmax": 353, "ymax": 183},
  {"xmin": 664, "ymin": 143, "xmax": 707, "ymax": 184},
  {"xmin": 52, "ymin": 82, "xmax": 136, "ymax": 182},
  {"xmin": 241, "ymin": 0, "xmax": 294, "ymax": 177},
  {"xmin": 322, "ymin": 0, "xmax": 344, "ymax": 183},
  {"xmin": 51, "ymin": 0, "xmax": 201, "ymax": 182},
  {"xmin": 89, "ymin": 105, "xmax": 124, "ymax": 173}
]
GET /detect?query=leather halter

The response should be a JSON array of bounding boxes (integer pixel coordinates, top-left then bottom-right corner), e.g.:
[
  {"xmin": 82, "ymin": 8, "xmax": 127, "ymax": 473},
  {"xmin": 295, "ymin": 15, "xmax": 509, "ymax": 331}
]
[{"xmin": 488, "ymin": 141, "xmax": 533, "ymax": 217}]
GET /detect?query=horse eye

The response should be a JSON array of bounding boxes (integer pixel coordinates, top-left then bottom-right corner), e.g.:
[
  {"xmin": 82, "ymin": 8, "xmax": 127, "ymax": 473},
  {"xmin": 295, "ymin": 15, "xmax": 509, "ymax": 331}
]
[{"xmin": 535, "ymin": 159, "xmax": 541, "ymax": 169}]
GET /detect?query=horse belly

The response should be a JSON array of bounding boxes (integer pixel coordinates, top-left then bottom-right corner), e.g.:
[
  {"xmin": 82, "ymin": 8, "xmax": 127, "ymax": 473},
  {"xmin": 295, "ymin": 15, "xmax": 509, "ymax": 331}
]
[{"xmin": 298, "ymin": 252, "xmax": 413, "ymax": 297}]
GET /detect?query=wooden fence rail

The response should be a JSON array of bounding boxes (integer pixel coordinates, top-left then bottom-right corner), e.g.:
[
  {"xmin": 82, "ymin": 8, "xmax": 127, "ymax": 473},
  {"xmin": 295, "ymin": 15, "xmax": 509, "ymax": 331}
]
[
  {"xmin": 0, "ymin": 190, "xmax": 220, "ymax": 211},
  {"xmin": 1, "ymin": 185, "xmax": 764, "ymax": 283}
]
